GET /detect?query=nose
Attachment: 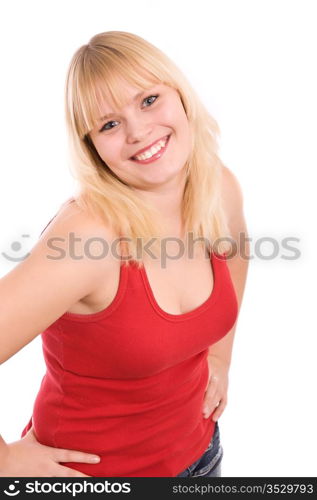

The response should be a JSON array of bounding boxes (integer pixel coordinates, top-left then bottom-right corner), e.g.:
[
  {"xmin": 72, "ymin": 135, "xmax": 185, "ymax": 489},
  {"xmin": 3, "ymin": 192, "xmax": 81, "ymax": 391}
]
[{"xmin": 125, "ymin": 116, "xmax": 153, "ymax": 144}]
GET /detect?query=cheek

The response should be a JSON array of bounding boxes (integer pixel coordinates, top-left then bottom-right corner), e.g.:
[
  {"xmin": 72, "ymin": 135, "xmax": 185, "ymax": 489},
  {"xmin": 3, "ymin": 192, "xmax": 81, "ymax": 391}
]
[
  {"xmin": 159, "ymin": 104, "xmax": 190, "ymax": 141},
  {"xmin": 176, "ymin": 111, "xmax": 191, "ymax": 147},
  {"xmin": 94, "ymin": 138, "xmax": 120, "ymax": 166},
  {"xmin": 173, "ymin": 103, "xmax": 190, "ymax": 133}
]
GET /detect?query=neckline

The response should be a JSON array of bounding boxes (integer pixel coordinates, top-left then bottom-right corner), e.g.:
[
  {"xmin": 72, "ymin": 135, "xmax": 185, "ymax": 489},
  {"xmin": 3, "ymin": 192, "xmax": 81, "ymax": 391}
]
[{"xmin": 139, "ymin": 251, "xmax": 221, "ymax": 322}]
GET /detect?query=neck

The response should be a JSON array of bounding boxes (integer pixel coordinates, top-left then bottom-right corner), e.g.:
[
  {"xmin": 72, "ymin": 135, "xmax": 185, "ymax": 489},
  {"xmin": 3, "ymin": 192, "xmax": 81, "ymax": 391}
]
[{"xmin": 133, "ymin": 171, "xmax": 188, "ymax": 238}]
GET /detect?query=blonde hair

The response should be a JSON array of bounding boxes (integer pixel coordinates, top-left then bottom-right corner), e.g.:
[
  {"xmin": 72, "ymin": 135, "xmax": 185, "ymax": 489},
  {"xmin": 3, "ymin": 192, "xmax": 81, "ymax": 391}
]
[{"xmin": 64, "ymin": 31, "xmax": 232, "ymax": 267}]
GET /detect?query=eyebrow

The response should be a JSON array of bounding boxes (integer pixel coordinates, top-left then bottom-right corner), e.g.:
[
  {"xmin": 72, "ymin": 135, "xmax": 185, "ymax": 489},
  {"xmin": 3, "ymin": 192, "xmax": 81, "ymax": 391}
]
[{"xmin": 98, "ymin": 89, "xmax": 147, "ymax": 122}]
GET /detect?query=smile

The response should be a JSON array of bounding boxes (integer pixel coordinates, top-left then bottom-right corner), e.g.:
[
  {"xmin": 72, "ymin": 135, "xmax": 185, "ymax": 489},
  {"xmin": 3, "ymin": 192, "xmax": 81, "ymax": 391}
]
[{"xmin": 130, "ymin": 135, "xmax": 170, "ymax": 164}]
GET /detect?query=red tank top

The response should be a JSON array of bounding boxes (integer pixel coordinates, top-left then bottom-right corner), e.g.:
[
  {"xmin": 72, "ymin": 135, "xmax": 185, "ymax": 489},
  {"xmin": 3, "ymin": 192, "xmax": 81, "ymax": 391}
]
[{"xmin": 21, "ymin": 207, "xmax": 238, "ymax": 477}]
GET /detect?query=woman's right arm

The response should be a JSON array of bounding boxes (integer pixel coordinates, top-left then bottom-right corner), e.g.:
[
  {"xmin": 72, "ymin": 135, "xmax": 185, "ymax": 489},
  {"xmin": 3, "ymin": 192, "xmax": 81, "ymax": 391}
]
[
  {"xmin": 0, "ymin": 435, "xmax": 8, "ymax": 464},
  {"xmin": 0, "ymin": 202, "xmax": 113, "ymax": 363},
  {"xmin": 0, "ymin": 202, "xmax": 114, "ymax": 476}
]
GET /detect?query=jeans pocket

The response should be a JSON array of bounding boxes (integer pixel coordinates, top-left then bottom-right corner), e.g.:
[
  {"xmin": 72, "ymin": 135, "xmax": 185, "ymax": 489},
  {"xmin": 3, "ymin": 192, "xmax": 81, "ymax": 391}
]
[
  {"xmin": 191, "ymin": 444, "xmax": 223, "ymax": 477},
  {"xmin": 191, "ymin": 423, "xmax": 223, "ymax": 477}
]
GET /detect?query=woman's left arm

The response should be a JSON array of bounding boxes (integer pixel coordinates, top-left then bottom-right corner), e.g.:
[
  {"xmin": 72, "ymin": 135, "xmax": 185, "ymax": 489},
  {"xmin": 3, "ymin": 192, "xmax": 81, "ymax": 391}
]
[{"xmin": 202, "ymin": 165, "xmax": 250, "ymax": 421}]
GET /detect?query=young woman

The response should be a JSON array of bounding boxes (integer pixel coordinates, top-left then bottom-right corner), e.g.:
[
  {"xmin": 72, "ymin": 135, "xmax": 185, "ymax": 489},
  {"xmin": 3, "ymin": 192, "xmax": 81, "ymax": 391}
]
[{"xmin": 0, "ymin": 31, "xmax": 249, "ymax": 477}]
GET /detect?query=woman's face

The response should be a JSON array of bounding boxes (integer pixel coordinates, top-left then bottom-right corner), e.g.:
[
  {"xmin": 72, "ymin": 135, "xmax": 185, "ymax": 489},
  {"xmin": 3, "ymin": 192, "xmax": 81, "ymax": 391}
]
[{"xmin": 88, "ymin": 81, "xmax": 192, "ymax": 189}]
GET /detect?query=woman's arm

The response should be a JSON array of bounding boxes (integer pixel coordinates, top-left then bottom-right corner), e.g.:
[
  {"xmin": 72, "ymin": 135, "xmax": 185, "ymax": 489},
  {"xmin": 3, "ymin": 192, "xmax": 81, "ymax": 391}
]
[
  {"xmin": 0, "ymin": 203, "xmax": 114, "ymax": 475},
  {"xmin": 0, "ymin": 203, "xmax": 113, "ymax": 364},
  {"xmin": 203, "ymin": 165, "xmax": 250, "ymax": 421},
  {"xmin": 0, "ymin": 435, "xmax": 8, "ymax": 463},
  {"xmin": 208, "ymin": 165, "xmax": 250, "ymax": 363}
]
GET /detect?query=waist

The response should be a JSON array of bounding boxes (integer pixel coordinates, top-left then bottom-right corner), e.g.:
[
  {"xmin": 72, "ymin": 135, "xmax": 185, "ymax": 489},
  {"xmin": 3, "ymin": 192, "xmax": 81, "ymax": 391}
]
[{"xmin": 32, "ymin": 352, "xmax": 213, "ymax": 476}]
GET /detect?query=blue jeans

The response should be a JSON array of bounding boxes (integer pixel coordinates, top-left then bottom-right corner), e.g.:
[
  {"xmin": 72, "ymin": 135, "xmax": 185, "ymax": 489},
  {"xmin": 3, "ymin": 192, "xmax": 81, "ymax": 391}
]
[{"xmin": 176, "ymin": 422, "xmax": 223, "ymax": 477}]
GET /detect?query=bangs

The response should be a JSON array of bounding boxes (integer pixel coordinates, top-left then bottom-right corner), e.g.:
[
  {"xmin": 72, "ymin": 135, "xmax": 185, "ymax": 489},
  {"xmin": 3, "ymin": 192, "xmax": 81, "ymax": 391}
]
[{"xmin": 71, "ymin": 46, "xmax": 168, "ymax": 138}]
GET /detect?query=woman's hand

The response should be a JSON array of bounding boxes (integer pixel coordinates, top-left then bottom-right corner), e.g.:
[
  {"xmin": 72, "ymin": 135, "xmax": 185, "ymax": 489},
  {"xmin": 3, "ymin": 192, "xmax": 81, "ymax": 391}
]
[
  {"xmin": 0, "ymin": 427, "xmax": 100, "ymax": 477},
  {"xmin": 202, "ymin": 354, "xmax": 230, "ymax": 422}
]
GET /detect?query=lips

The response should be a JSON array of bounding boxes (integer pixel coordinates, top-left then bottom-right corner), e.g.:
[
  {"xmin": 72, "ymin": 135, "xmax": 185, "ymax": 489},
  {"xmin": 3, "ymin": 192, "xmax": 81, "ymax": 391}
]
[
  {"xmin": 129, "ymin": 135, "xmax": 171, "ymax": 165},
  {"xmin": 130, "ymin": 135, "xmax": 170, "ymax": 160}
]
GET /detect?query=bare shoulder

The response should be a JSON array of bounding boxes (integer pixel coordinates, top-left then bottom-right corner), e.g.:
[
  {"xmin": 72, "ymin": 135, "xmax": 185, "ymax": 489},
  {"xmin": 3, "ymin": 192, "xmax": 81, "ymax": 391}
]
[
  {"xmin": 0, "ymin": 199, "xmax": 118, "ymax": 363},
  {"xmin": 45, "ymin": 199, "xmax": 85, "ymax": 231},
  {"xmin": 40, "ymin": 198, "xmax": 115, "ymax": 240},
  {"xmin": 221, "ymin": 165, "xmax": 244, "ymax": 216},
  {"xmin": 0, "ymin": 197, "xmax": 122, "ymax": 363},
  {"xmin": 220, "ymin": 165, "xmax": 248, "ymax": 245}
]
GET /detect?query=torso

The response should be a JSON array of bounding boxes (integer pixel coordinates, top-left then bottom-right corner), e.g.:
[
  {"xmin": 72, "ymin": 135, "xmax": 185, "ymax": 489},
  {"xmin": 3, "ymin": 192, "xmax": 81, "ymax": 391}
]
[{"xmin": 67, "ymin": 235, "xmax": 215, "ymax": 316}]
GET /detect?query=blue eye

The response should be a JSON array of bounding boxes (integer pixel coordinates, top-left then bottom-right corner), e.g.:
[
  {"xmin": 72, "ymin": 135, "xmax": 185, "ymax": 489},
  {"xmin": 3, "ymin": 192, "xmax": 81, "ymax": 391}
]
[
  {"xmin": 99, "ymin": 95, "xmax": 158, "ymax": 133},
  {"xmin": 142, "ymin": 95, "xmax": 158, "ymax": 107},
  {"xmin": 100, "ymin": 120, "xmax": 119, "ymax": 132}
]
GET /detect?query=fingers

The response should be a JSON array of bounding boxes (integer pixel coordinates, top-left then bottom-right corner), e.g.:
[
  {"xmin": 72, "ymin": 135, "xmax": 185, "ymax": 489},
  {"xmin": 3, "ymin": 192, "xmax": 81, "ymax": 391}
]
[
  {"xmin": 51, "ymin": 448, "xmax": 101, "ymax": 465},
  {"xmin": 203, "ymin": 364, "xmax": 228, "ymax": 421},
  {"xmin": 203, "ymin": 374, "xmax": 227, "ymax": 419},
  {"xmin": 211, "ymin": 397, "xmax": 227, "ymax": 422},
  {"xmin": 202, "ymin": 377, "xmax": 219, "ymax": 417},
  {"xmin": 23, "ymin": 426, "xmax": 35, "ymax": 441},
  {"xmin": 22, "ymin": 427, "xmax": 41, "ymax": 445},
  {"xmin": 22, "ymin": 431, "xmax": 100, "ymax": 466},
  {"xmin": 203, "ymin": 394, "xmax": 222, "ymax": 419},
  {"xmin": 203, "ymin": 397, "xmax": 226, "ymax": 420}
]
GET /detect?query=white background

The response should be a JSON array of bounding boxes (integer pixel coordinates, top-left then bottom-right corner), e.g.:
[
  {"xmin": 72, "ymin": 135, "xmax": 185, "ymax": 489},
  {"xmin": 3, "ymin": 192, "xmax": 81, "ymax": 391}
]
[{"xmin": 0, "ymin": 0, "xmax": 316, "ymax": 477}]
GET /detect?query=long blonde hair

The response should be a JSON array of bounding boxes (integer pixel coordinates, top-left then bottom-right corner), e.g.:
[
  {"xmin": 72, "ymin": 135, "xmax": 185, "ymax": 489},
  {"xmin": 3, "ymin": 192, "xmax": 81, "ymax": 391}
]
[{"xmin": 64, "ymin": 31, "xmax": 231, "ymax": 267}]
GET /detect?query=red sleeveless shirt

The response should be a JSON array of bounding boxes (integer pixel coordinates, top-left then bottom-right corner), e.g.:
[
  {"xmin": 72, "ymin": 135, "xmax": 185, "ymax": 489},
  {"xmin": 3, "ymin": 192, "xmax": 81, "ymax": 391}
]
[{"xmin": 21, "ymin": 209, "xmax": 238, "ymax": 477}]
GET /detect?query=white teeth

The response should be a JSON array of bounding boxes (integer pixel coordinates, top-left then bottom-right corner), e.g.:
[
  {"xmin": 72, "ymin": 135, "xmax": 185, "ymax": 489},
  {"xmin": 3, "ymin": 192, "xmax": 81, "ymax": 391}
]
[
  {"xmin": 150, "ymin": 144, "xmax": 160, "ymax": 155},
  {"xmin": 134, "ymin": 136, "xmax": 168, "ymax": 161}
]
